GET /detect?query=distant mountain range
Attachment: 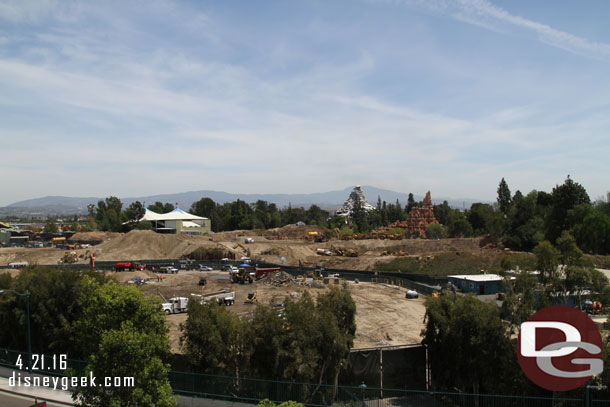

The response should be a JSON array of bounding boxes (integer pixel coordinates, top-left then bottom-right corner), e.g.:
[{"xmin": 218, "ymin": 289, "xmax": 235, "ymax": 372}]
[{"xmin": 1, "ymin": 186, "xmax": 489, "ymax": 218}]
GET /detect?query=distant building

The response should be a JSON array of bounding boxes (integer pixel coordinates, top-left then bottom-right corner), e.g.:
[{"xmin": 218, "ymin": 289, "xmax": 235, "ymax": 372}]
[
  {"xmin": 336, "ymin": 186, "xmax": 375, "ymax": 217},
  {"xmin": 448, "ymin": 274, "xmax": 509, "ymax": 295},
  {"xmin": 139, "ymin": 208, "xmax": 211, "ymax": 235}
]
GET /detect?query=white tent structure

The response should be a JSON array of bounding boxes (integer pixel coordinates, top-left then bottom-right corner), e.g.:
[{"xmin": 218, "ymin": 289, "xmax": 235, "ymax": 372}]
[{"xmin": 140, "ymin": 208, "xmax": 210, "ymax": 235}]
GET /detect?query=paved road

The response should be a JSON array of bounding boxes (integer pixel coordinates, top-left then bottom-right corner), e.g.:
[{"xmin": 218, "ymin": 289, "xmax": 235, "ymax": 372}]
[{"xmin": 0, "ymin": 391, "xmax": 70, "ymax": 407}]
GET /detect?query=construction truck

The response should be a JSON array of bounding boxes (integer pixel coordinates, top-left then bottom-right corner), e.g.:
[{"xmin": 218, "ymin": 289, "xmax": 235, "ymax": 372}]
[
  {"xmin": 192, "ymin": 290, "xmax": 236, "ymax": 306},
  {"xmin": 230, "ymin": 268, "xmax": 254, "ymax": 284},
  {"xmin": 162, "ymin": 296, "xmax": 189, "ymax": 314},
  {"xmin": 51, "ymin": 237, "xmax": 66, "ymax": 247},
  {"xmin": 115, "ymin": 261, "xmax": 146, "ymax": 271}
]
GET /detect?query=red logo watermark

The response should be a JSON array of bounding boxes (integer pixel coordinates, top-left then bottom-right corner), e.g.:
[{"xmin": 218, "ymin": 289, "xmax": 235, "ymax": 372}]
[{"xmin": 517, "ymin": 305, "xmax": 603, "ymax": 391}]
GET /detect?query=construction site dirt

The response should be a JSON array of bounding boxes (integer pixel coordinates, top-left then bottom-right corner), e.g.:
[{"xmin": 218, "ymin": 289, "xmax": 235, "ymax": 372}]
[
  {"xmin": 0, "ymin": 229, "xmax": 482, "ymax": 270},
  {"xmin": 0, "ymin": 229, "xmax": 475, "ymax": 353},
  {"xmin": 129, "ymin": 269, "xmax": 428, "ymax": 354}
]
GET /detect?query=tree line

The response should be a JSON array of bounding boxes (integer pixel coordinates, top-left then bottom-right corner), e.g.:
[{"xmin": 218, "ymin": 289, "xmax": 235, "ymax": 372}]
[{"xmin": 80, "ymin": 175, "xmax": 610, "ymax": 255}]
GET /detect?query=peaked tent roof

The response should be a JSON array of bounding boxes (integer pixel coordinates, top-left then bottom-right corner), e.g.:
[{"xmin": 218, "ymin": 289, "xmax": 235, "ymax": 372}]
[{"xmin": 140, "ymin": 208, "xmax": 208, "ymax": 222}]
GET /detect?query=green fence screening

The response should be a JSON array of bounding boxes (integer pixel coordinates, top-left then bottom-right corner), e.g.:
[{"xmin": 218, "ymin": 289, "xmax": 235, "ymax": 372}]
[{"xmin": 1, "ymin": 347, "xmax": 609, "ymax": 407}]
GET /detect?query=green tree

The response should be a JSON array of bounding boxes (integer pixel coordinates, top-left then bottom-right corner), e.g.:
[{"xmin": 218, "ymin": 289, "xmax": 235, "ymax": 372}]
[
  {"xmin": 73, "ymin": 321, "xmax": 176, "ymax": 407},
  {"xmin": 0, "ymin": 267, "xmax": 107, "ymax": 356},
  {"xmin": 578, "ymin": 211, "xmax": 610, "ymax": 254},
  {"xmin": 433, "ymin": 201, "xmax": 452, "ymax": 226},
  {"xmin": 547, "ymin": 176, "xmax": 590, "ymax": 242},
  {"xmin": 123, "ymin": 201, "xmax": 145, "ymax": 225},
  {"xmin": 422, "ymin": 295, "xmax": 517, "ymax": 394},
  {"xmin": 148, "ymin": 202, "xmax": 175, "ymax": 214},
  {"xmin": 447, "ymin": 212, "xmax": 473, "ymax": 238},
  {"xmin": 534, "ymin": 241, "xmax": 559, "ymax": 286},
  {"xmin": 497, "ymin": 178, "xmax": 512, "ymax": 215},
  {"xmin": 190, "ymin": 197, "xmax": 217, "ymax": 218},
  {"xmin": 181, "ymin": 300, "xmax": 251, "ymax": 377},
  {"xmin": 425, "ymin": 223, "xmax": 446, "ymax": 239},
  {"xmin": 500, "ymin": 272, "xmax": 539, "ymax": 327},
  {"xmin": 351, "ymin": 196, "xmax": 367, "ymax": 233},
  {"xmin": 555, "ymin": 230, "xmax": 584, "ymax": 266},
  {"xmin": 248, "ymin": 305, "xmax": 286, "ymax": 379},
  {"xmin": 503, "ymin": 191, "xmax": 544, "ymax": 251},
  {"xmin": 407, "ymin": 193, "xmax": 417, "ymax": 214},
  {"xmin": 95, "ymin": 196, "xmax": 123, "ymax": 232},
  {"xmin": 72, "ymin": 279, "xmax": 175, "ymax": 406},
  {"xmin": 43, "ymin": 220, "xmax": 59, "ymax": 233},
  {"xmin": 467, "ymin": 203, "xmax": 495, "ymax": 235}
]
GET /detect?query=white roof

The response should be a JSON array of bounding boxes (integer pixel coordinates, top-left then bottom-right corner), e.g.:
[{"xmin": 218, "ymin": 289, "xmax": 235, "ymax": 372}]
[
  {"xmin": 141, "ymin": 208, "xmax": 208, "ymax": 222},
  {"xmin": 448, "ymin": 274, "xmax": 504, "ymax": 282}
]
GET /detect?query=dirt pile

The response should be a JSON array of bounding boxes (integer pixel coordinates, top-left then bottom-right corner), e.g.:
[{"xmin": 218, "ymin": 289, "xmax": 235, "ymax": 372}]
[
  {"xmin": 69, "ymin": 232, "xmax": 119, "ymax": 243},
  {"xmin": 93, "ymin": 230, "xmax": 228, "ymax": 260},
  {"xmin": 264, "ymin": 225, "xmax": 325, "ymax": 240},
  {"xmin": 259, "ymin": 271, "xmax": 295, "ymax": 286}
]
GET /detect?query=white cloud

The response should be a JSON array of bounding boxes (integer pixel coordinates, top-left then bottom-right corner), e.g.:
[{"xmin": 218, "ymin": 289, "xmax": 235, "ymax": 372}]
[{"xmin": 372, "ymin": 0, "xmax": 610, "ymax": 59}]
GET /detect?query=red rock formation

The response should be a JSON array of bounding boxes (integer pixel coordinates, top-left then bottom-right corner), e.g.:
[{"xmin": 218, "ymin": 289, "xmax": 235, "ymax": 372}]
[{"xmin": 388, "ymin": 191, "xmax": 438, "ymax": 237}]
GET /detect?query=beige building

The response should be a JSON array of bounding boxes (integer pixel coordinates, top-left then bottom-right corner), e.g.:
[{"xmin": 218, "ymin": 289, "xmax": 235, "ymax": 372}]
[{"xmin": 140, "ymin": 208, "xmax": 211, "ymax": 235}]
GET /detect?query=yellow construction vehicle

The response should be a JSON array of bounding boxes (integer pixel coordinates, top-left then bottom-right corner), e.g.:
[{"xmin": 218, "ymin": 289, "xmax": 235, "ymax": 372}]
[
  {"xmin": 230, "ymin": 268, "xmax": 254, "ymax": 284},
  {"xmin": 59, "ymin": 251, "xmax": 78, "ymax": 264},
  {"xmin": 245, "ymin": 292, "xmax": 257, "ymax": 304}
]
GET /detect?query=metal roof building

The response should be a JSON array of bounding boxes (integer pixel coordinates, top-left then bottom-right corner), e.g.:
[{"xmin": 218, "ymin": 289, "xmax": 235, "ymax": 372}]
[
  {"xmin": 140, "ymin": 208, "xmax": 211, "ymax": 235},
  {"xmin": 447, "ymin": 274, "xmax": 509, "ymax": 295}
]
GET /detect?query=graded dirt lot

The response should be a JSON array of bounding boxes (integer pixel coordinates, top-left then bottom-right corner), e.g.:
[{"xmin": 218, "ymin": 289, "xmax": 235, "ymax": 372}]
[{"xmin": 121, "ymin": 269, "xmax": 427, "ymax": 353}]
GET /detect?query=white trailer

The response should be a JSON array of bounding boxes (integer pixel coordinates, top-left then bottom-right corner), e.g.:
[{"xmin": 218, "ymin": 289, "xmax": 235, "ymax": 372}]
[{"xmin": 191, "ymin": 290, "xmax": 235, "ymax": 306}]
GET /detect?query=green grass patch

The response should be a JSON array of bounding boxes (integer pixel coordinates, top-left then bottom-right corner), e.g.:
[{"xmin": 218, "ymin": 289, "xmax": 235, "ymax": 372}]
[{"xmin": 376, "ymin": 250, "xmax": 537, "ymax": 278}]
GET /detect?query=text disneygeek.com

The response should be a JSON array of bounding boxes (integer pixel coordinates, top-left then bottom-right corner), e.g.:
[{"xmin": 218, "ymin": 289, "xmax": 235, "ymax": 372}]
[{"xmin": 9, "ymin": 371, "xmax": 135, "ymax": 391}]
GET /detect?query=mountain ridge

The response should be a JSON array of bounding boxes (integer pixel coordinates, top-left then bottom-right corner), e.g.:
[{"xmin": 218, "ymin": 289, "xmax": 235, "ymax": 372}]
[{"xmin": 2, "ymin": 186, "xmax": 490, "ymax": 217}]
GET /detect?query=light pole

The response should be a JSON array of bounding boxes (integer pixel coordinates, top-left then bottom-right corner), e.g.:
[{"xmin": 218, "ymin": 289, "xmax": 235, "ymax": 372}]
[{"xmin": 0, "ymin": 289, "xmax": 31, "ymax": 373}]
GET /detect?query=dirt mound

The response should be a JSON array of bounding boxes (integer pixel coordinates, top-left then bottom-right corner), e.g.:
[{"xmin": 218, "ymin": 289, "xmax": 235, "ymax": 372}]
[
  {"xmin": 93, "ymin": 230, "xmax": 228, "ymax": 260},
  {"xmin": 264, "ymin": 225, "xmax": 324, "ymax": 240},
  {"xmin": 259, "ymin": 271, "xmax": 295, "ymax": 286},
  {"xmin": 69, "ymin": 231, "xmax": 119, "ymax": 243}
]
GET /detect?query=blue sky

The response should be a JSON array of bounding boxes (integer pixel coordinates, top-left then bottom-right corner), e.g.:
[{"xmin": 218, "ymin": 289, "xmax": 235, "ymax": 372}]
[{"xmin": 1, "ymin": 0, "xmax": 609, "ymax": 206}]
